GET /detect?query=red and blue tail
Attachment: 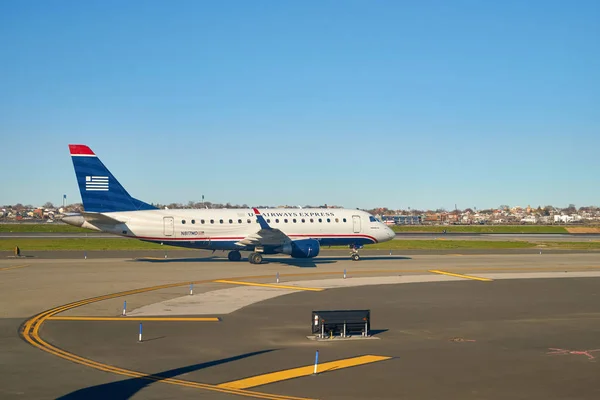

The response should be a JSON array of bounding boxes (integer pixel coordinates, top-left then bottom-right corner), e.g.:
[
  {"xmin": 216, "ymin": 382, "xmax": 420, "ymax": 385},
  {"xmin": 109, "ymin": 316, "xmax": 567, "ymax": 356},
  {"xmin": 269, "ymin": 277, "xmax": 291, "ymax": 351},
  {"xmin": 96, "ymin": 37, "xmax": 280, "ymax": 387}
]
[{"xmin": 69, "ymin": 144, "xmax": 158, "ymax": 213}]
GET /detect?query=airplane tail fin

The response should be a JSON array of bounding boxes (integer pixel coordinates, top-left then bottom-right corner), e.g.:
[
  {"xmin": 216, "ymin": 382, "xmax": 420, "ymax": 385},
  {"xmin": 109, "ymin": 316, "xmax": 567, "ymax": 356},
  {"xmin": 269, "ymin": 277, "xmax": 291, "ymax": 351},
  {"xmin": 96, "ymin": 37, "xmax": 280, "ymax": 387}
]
[{"xmin": 69, "ymin": 144, "xmax": 158, "ymax": 213}]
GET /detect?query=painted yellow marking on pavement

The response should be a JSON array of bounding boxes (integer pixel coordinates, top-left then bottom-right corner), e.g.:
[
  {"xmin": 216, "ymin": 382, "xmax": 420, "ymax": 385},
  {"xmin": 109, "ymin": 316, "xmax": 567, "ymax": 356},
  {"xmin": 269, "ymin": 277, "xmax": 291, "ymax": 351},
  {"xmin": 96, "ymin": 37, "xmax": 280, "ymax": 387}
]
[
  {"xmin": 428, "ymin": 270, "xmax": 493, "ymax": 282},
  {"xmin": 21, "ymin": 278, "xmax": 312, "ymax": 400},
  {"xmin": 0, "ymin": 264, "xmax": 29, "ymax": 271},
  {"xmin": 213, "ymin": 279, "xmax": 324, "ymax": 292},
  {"xmin": 47, "ymin": 316, "xmax": 220, "ymax": 322},
  {"xmin": 218, "ymin": 355, "xmax": 391, "ymax": 390}
]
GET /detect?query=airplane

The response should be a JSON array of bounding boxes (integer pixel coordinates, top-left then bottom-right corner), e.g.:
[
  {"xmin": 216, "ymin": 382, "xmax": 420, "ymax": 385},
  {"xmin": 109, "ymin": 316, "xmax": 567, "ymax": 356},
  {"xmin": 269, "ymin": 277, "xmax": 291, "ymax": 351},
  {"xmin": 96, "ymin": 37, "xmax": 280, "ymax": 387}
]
[{"xmin": 62, "ymin": 144, "xmax": 396, "ymax": 264}]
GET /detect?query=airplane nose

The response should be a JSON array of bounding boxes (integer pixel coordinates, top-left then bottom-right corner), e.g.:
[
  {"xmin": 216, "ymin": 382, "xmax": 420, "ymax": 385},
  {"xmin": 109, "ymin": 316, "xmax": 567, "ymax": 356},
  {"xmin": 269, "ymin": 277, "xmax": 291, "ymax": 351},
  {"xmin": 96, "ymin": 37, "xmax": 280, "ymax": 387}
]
[{"xmin": 387, "ymin": 227, "xmax": 395, "ymax": 239}]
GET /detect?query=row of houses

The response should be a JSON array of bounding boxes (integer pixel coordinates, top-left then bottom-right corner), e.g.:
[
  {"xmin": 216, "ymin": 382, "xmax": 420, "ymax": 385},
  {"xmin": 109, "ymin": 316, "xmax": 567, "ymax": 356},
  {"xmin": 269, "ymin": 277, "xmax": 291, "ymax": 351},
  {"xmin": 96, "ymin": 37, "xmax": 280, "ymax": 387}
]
[{"xmin": 377, "ymin": 206, "xmax": 600, "ymax": 225}]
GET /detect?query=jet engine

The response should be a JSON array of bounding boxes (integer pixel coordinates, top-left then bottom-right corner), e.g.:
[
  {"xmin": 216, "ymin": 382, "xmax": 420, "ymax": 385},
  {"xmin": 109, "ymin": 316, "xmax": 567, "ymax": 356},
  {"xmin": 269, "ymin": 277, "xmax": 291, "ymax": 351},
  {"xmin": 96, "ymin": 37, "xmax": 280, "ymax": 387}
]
[{"xmin": 280, "ymin": 238, "xmax": 320, "ymax": 258}]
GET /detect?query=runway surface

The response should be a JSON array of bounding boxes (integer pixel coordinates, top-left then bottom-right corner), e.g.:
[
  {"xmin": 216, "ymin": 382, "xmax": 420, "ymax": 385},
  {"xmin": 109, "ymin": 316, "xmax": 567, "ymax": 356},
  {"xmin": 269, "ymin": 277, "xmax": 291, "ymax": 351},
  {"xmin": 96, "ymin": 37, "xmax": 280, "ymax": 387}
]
[{"xmin": 2, "ymin": 252, "xmax": 600, "ymax": 399}]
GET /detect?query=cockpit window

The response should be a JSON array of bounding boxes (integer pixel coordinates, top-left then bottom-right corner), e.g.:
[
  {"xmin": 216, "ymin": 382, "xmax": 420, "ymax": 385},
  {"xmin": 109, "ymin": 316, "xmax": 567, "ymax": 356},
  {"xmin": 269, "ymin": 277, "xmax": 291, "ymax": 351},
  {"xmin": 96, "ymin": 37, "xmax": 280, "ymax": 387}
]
[{"xmin": 369, "ymin": 216, "xmax": 380, "ymax": 223}]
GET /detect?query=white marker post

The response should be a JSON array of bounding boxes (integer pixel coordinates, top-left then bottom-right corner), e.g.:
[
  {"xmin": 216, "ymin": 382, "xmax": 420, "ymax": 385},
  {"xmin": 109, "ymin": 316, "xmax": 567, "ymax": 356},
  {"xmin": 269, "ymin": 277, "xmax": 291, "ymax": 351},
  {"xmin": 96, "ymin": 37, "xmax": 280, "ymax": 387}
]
[
  {"xmin": 122, "ymin": 300, "xmax": 127, "ymax": 316},
  {"xmin": 343, "ymin": 269, "xmax": 346, "ymax": 279},
  {"xmin": 84, "ymin": 251, "xmax": 87, "ymax": 260},
  {"xmin": 189, "ymin": 283, "xmax": 193, "ymax": 295},
  {"xmin": 313, "ymin": 350, "xmax": 319, "ymax": 375},
  {"xmin": 164, "ymin": 250, "xmax": 167, "ymax": 259},
  {"xmin": 138, "ymin": 323, "xmax": 143, "ymax": 342},
  {"xmin": 276, "ymin": 272, "xmax": 280, "ymax": 284}
]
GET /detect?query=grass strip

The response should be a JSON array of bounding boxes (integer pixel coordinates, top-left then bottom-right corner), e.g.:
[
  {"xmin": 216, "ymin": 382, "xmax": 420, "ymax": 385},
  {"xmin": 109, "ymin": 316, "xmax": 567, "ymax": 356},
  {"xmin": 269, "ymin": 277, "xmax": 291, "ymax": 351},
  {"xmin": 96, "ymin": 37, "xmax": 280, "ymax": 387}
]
[
  {"xmin": 3, "ymin": 238, "xmax": 600, "ymax": 252},
  {"xmin": 0, "ymin": 224, "xmax": 90, "ymax": 233},
  {"xmin": 0, "ymin": 238, "xmax": 540, "ymax": 251},
  {"xmin": 0, "ymin": 238, "xmax": 174, "ymax": 251}
]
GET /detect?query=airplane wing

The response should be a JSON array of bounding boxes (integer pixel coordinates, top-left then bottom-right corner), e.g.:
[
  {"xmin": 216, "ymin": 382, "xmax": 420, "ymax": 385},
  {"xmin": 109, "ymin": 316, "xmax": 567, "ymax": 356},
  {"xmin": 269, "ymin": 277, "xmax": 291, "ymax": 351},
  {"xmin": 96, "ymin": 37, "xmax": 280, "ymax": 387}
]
[
  {"xmin": 81, "ymin": 212, "xmax": 126, "ymax": 225},
  {"xmin": 236, "ymin": 208, "xmax": 291, "ymax": 247}
]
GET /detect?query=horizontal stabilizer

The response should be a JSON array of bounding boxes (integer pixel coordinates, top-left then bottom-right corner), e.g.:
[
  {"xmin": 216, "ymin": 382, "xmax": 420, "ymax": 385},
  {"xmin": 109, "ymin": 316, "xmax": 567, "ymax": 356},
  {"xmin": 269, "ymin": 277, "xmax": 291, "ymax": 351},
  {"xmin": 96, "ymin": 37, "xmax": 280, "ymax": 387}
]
[{"xmin": 81, "ymin": 212, "xmax": 125, "ymax": 225}]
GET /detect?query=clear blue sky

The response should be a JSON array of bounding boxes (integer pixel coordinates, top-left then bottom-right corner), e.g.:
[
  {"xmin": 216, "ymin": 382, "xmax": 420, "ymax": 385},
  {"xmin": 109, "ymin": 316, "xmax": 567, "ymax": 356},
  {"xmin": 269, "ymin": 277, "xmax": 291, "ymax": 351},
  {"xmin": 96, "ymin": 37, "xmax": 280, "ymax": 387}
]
[{"xmin": 1, "ymin": 0, "xmax": 599, "ymax": 211}]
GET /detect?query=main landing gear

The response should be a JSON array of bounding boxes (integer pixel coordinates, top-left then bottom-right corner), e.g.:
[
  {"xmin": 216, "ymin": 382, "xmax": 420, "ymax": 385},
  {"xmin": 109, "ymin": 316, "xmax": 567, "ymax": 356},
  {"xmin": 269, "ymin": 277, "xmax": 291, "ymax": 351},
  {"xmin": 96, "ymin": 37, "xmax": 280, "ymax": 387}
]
[
  {"xmin": 350, "ymin": 244, "xmax": 362, "ymax": 261},
  {"xmin": 248, "ymin": 252, "xmax": 263, "ymax": 264},
  {"xmin": 227, "ymin": 250, "xmax": 242, "ymax": 261}
]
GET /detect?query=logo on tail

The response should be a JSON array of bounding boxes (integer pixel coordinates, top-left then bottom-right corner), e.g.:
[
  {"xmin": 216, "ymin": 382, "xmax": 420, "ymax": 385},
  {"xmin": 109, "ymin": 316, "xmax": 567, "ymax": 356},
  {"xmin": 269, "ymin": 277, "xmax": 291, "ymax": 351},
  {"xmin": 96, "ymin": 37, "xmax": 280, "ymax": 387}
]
[{"xmin": 85, "ymin": 176, "xmax": 109, "ymax": 191}]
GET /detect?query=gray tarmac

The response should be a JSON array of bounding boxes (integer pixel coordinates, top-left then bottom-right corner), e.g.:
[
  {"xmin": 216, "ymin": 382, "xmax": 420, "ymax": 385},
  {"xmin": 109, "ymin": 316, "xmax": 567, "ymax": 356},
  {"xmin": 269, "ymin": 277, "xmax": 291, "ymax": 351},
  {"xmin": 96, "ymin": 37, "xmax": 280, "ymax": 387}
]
[{"xmin": 2, "ymin": 253, "xmax": 600, "ymax": 399}]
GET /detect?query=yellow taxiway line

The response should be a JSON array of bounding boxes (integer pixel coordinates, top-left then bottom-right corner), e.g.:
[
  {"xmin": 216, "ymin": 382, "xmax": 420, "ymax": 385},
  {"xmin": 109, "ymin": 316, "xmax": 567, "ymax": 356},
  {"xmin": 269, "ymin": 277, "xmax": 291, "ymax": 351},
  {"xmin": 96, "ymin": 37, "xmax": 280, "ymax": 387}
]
[
  {"xmin": 46, "ymin": 316, "xmax": 220, "ymax": 322},
  {"xmin": 0, "ymin": 264, "xmax": 30, "ymax": 271},
  {"xmin": 21, "ymin": 279, "xmax": 312, "ymax": 400},
  {"xmin": 213, "ymin": 279, "xmax": 324, "ymax": 292},
  {"xmin": 34, "ymin": 266, "xmax": 590, "ymax": 398},
  {"xmin": 218, "ymin": 355, "xmax": 392, "ymax": 390},
  {"xmin": 429, "ymin": 269, "xmax": 492, "ymax": 282}
]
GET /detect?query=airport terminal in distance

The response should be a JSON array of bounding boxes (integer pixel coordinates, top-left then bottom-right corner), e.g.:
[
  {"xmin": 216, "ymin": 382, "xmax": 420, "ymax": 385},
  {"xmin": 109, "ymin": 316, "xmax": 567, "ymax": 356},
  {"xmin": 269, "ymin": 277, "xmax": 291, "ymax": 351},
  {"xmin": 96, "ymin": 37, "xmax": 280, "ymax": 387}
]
[{"xmin": 1, "ymin": 145, "xmax": 600, "ymax": 400}]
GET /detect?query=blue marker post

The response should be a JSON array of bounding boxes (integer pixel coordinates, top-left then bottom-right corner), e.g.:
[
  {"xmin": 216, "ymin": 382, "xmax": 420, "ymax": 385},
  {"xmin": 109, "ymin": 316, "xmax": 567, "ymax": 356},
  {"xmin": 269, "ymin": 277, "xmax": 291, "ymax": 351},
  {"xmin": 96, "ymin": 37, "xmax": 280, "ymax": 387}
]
[
  {"xmin": 122, "ymin": 300, "xmax": 127, "ymax": 316},
  {"xmin": 313, "ymin": 350, "xmax": 319, "ymax": 375},
  {"xmin": 276, "ymin": 272, "xmax": 280, "ymax": 284},
  {"xmin": 189, "ymin": 283, "xmax": 193, "ymax": 295},
  {"xmin": 138, "ymin": 323, "xmax": 143, "ymax": 342}
]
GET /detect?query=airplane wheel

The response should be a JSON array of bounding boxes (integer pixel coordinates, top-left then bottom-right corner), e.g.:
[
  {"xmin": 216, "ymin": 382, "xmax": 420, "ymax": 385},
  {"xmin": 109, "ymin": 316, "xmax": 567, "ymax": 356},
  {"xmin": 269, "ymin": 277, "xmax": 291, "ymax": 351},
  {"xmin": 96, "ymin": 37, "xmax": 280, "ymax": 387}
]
[
  {"xmin": 252, "ymin": 253, "xmax": 263, "ymax": 264},
  {"xmin": 351, "ymin": 253, "xmax": 360, "ymax": 261},
  {"xmin": 228, "ymin": 250, "xmax": 242, "ymax": 261}
]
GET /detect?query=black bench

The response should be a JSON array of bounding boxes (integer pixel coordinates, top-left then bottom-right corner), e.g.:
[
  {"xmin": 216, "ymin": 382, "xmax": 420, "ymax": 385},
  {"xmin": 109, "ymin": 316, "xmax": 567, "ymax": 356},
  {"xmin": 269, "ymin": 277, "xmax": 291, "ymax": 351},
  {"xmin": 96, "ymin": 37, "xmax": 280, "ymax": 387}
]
[{"xmin": 312, "ymin": 309, "xmax": 370, "ymax": 338}]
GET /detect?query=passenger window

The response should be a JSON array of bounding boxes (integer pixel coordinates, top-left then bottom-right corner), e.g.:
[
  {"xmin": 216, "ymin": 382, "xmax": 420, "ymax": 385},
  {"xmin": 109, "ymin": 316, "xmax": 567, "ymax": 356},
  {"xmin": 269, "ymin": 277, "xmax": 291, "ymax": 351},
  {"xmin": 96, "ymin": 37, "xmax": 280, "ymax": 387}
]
[
  {"xmin": 293, "ymin": 219, "xmax": 297, "ymax": 223},
  {"xmin": 247, "ymin": 219, "xmax": 251, "ymax": 223},
  {"xmin": 335, "ymin": 218, "xmax": 339, "ymax": 223},
  {"xmin": 327, "ymin": 218, "xmax": 331, "ymax": 223},
  {"xmin": 267, "ymin": 219, "xmax": 271, "ymax": 223},
  {"xmin": 310, "ymin": 218, "xmax": 314, "ymax": 223},
  {"xmin": 210, "ymin": 219, "xmax": 214, "ymax": 224},
  {"xmin": 276, "ymin": 219, "xmax": 279, "ymax": 223},
  {"xmin": 301, "ymin": 218, "xmax": 305, "ymax": 223},
  {"xmin": 219, "ymin": 219, "xmax": 223, "ymax": 224},
  {"xmin": 284, "ymin": 219, "xmax": 288, "ymax": 223},
  {"xmin": 343, "ymin": 218, "xmax": 347, "ymax": 223},
  {"xmin": 229, "ymin": 219, "xmax": 233, "ymax": 224},
  {"xmin": 201, "ymin": 219, "xmax": 205, "ymax": 224},
  {"xmin": 182, "ymin": 220, "xmax": 186, "ymax": 224},
  {"xmin": 238, "ymin": 219, "xmax": 242, "ymax": 224},
  {"xmin": 318, "ymin": 218, "xmax": 322, "ymax": 223},
  {"xmin": 191, "ymin": 219, "xmax": 195, "ymax": 224}
]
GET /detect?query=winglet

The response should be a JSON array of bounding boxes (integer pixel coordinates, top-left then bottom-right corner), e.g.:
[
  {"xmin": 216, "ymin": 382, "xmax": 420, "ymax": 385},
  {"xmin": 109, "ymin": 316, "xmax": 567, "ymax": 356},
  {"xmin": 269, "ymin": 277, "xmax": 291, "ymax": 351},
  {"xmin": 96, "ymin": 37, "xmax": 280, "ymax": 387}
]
[{"xmin": 253, "ymin": 208, "xmax": 271, "ymax": 230}]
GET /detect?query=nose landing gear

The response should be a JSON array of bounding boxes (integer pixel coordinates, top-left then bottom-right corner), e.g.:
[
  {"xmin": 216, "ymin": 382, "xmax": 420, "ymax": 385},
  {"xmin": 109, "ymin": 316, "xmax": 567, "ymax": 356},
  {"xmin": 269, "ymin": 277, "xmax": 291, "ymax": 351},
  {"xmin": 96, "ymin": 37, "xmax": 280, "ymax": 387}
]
[{"xmin": 349, "ymin": 244, "xmax": 363, "ymax": 261}]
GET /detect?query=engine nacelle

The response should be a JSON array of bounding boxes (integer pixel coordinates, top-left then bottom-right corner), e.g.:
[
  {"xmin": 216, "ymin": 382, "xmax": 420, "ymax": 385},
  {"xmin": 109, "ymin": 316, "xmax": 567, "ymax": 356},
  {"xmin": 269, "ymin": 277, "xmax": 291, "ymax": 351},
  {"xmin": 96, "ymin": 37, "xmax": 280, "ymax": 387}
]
[{"xmin": 281, "ymin": 239, "xmax": 320, "ymax": 258}]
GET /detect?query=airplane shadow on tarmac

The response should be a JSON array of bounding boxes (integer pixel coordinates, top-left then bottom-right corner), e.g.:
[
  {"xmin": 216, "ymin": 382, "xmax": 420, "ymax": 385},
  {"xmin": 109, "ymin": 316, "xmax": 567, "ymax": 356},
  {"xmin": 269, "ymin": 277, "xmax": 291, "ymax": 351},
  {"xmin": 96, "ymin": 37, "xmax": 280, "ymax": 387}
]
[
  {"xmin": 131, "ymin": 256, "xmax": 411, "ymax": 269},
  {"xmin": 56, "ymin": 349, "xmax": 277, "ymax": 400}
]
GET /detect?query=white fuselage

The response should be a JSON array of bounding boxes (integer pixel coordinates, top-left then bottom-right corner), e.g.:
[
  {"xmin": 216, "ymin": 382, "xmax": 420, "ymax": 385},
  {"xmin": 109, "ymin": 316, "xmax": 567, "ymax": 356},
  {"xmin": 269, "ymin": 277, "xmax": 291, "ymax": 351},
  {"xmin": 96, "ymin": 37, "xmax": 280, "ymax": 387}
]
[{"xmin": 79, "ymin": 208, "xmax": 395, "ymax": 250}]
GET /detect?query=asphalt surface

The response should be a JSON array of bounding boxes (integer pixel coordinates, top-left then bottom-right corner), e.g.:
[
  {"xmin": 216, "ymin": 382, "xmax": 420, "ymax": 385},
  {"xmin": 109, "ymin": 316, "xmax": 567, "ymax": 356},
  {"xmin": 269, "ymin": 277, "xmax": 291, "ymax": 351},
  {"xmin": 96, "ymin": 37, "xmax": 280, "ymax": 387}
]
[{"xmin": 2, "ymin": 253, "xmax": 600, "ymax": 399}]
